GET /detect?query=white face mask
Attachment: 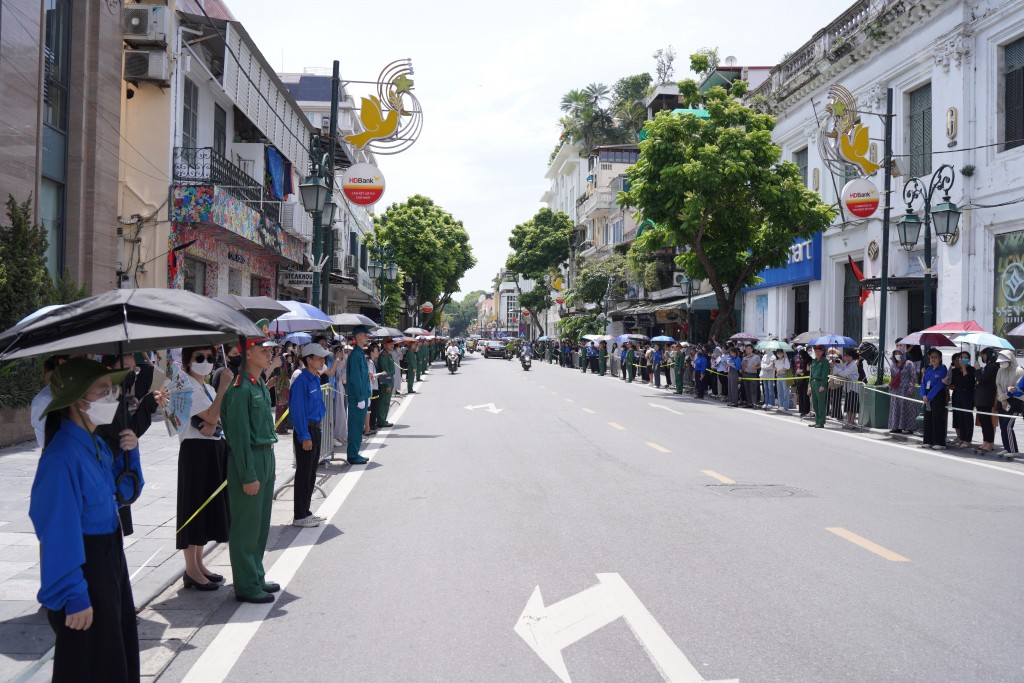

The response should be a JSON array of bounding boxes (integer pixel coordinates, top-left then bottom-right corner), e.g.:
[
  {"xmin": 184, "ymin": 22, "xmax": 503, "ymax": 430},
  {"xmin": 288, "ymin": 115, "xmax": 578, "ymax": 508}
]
[
  {"xmin": 83, "ymin": 396, "xmax": 119, "ymax": 426},
  {"xmin": 192, "ymin": 361, "xmax": 214, "ymax": 376}
]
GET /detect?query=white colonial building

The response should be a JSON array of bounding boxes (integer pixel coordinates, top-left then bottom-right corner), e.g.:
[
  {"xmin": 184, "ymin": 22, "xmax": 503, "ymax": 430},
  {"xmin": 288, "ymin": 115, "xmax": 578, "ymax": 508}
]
[{"xmin": 742, "ymin": 0, "xmax": 1024, "ymax": 347}]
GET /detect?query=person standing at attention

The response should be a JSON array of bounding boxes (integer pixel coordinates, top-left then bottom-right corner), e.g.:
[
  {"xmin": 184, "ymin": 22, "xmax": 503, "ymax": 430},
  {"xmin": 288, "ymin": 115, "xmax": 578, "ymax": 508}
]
[
  {"xmin": 808, "ymin": 345, "xmax": 830, "ymax": 428},
  {"xmin": 345, "ymin": 326, "xmax": 372, "ymax": 465},
  {"xmin": 220, "ymin": 320, "xmax": 280, "ymax": 604},
  {"xmin": 289, "ymin": 343, "xmax": 330, "ymax": 528},
  {"xmin": 377, "ymin": 338, "xmax": 396, "ymax": 428}
]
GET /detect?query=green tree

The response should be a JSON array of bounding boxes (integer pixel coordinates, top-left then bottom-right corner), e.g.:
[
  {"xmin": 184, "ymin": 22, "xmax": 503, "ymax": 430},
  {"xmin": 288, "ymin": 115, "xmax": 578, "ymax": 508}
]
[
  {"xmin": 505, "ymin": 208, "xmax": 574, "ymax": 335},
  {"xmin": 0, "ymin": 196, "xmax": 50, "ymax": 330},
  {"xmin": 612, "ymin": 74, "xmax": 653, "ymax": 142},
  {"xmin": 447, "ymin": 289, "xmax": 485, "ymax": 337},
  {"xmin": 620, "ymin": 56, "xmax": 835, "ymax": 341},
  {"xmin": 558, "ymin": 83, "xmax": 625, "ymax": 154},
  {"xmin": 564, "ymin": 254, "xmax": 627, "ymax": 310},
  {"xmin": 652, "ymin": 45, "xmax": 677, "ymax": 85},
  {"xmin": 368, "ymin": 195, "xmax": 476, "ymax": 330},
  {"xmin": 556, "ymin": 313, "xmax": 602, "ymax": 343}
]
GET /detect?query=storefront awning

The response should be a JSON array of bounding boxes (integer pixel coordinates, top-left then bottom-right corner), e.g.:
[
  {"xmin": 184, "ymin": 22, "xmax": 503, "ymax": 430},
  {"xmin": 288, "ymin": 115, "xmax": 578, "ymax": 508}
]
[{"xmin": 681, "ymin": 291, "xmax": 740, "ymax": 311}]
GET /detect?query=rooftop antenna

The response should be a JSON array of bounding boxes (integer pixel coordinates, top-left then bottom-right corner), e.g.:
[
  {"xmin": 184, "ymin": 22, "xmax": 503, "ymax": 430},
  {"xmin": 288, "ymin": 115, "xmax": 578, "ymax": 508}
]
[{"xmin": 724, "ymin": 55, "xmax": 737, "ymax": 67}]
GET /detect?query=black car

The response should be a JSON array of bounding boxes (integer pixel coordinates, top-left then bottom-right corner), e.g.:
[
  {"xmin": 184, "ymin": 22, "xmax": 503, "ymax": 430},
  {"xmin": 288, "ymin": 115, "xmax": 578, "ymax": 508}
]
[{"xmin": 483, "ymin": 341, "xmax": 506, "ymax": 358}]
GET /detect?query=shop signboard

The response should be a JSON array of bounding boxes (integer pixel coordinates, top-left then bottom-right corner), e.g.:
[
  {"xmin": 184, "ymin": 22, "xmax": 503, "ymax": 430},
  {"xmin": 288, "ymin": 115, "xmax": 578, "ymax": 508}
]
[
  {"xmin": 994, "ymin": 230, "xmax": 1024, "ymax": 337},
  {"xmin": 281, "ymin": 271, "xmax": 313, "ymax": 287},
  {"xmin": 342, "ymin": 163, "xmax": 385, "ymax": 206},
  {"xmin": 746, "ymin": 232, "xmax": 822, "ymax": 291}
]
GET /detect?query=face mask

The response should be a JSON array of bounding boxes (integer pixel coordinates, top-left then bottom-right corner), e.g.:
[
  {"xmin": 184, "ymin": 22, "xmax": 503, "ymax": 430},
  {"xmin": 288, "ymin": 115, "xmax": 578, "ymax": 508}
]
[
  {"xmin": 83, "ymin": 396, "xmax": 119, "ymax": 426},
  {"xmin": 227, "ymin": 355, "xmax": 242, "ymax": 370},
  {"xmin": 192, "ymin": 361, "xmax": 213, "ymax": 376},
  {"xmin": 999, "ymin": 361, "xmax": 1010, "ymax": 368},
  {"xmin": 893, "ymin": 354, "xmax": 902, "ymax": 360}
]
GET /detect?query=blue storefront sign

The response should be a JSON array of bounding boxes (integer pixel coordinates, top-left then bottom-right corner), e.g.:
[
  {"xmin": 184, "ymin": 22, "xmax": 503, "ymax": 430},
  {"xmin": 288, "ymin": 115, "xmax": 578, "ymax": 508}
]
[{"xmin": 746, "ymin": 232, "xmax": 822, "ymax": 291}]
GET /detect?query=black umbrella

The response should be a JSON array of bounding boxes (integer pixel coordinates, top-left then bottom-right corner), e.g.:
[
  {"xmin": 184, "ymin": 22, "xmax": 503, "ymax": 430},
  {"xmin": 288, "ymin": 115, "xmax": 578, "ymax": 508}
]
[
  {"xmin": 0, "ymin": 288, "xmax": 265, "ymax": 360},
  {"xmin": 214, "ymin": 294, "xmax": 289, "ymax": 322}
]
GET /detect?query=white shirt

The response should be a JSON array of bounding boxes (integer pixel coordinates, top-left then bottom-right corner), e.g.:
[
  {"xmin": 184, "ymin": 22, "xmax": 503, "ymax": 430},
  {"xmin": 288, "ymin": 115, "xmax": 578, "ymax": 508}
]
[
  {"xmin": 180, "ymin": 374, "xmax": 222, "ymax": 442},
  {"xmin": 31, "ymin": 386, "xmax": 51, "ymax": 448}
]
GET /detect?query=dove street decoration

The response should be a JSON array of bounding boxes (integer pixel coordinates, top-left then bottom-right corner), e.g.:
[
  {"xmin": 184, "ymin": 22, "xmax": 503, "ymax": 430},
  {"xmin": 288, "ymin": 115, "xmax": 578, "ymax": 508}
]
[
  {"xmin": 818, "ymin": 84, "xmax": 880, "ymax": 178},
  {"xmin": 343, "ymin": 59, "xmax": 423, "ymax": 155}
]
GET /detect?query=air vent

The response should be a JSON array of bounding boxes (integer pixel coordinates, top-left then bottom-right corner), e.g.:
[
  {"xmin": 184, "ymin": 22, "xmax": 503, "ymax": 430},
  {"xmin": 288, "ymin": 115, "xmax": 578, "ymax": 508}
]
[
  {"xmin": 124, "ymin": 50, "xmax": 169, "ymax": 83},
  {"xmin": 122, "ymin": 6, "xmax": 169, "ymax": 45}
]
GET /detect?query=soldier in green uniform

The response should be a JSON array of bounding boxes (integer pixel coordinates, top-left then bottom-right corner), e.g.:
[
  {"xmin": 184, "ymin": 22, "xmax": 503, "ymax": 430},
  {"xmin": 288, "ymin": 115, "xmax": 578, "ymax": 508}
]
[
  {"xmin": 376, "ymin": 338, "xmax": 396, "ymax": 428},
  {"xmin": 808, "ymin": 345, "xmax": 830, "ymax": 428},
  {"xmin": 674, "ymin": 344, "xmax": 686, "ymax": 394},
  {"xmin": 345, "ymin": 326, "xmax": 372, "ymax": 464},
  {"xmin": 220, "ymin": 320, "xmax": 280, "ymax": 604},
  {"xmin": 598, "ymin": 341, "xmax": 608, "ymax": 376},
  {"xmin": 405, "ymin": 341, "xmax": 417, "ymax": 394},
  {"xmin": 414, "ymin": 342, "xmax": 423, "ymax": 382},
  {"xmin": 625, "ymin": 343, "xmax": 636, "ymax": 383}
]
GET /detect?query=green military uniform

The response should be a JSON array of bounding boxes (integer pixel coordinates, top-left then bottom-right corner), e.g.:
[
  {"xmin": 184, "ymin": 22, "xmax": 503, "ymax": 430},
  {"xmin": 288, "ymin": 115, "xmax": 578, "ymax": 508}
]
[
  {"xmin": 221, "ymin": 370, "xmax": 278, "ymax": 600},
  {"xmin": 809, "ymin": 356, "xmax": 830, "ymax": 427},
  {"xmin": 377, "ymin": 351, "xmax": 395, "ymax": 426},
  {"xmin": 598, "ymin": 345, "xmax": 608, "ymax": 376},
  {"xmin": 414, "ymin": 345, "xmax": 423, "ymax": 381},
  {"xmin": 674, "ymin": 350, "xmax": 685, "ymax": 394},
  {"xmin": 625, "ymin": 348, "xmax": 636, "ymax": 382},
  {"xmin": 406, "ymin": 346, "xmax": 416, "ymax": 393}
]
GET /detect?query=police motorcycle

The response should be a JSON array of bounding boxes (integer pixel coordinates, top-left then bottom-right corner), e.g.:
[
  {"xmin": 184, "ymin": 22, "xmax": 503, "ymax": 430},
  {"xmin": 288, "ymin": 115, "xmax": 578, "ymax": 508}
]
[
  {"xmin": 520, "ymin": 343, "xmax": 533, "ymax": 371},
  {"xmin": 446, "ymin": 343, "xmax": 461, "ymax": 374}
]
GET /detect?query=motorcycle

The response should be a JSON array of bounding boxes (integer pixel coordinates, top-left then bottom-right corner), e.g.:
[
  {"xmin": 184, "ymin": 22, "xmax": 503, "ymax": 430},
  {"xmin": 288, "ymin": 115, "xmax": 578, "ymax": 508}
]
[
  {"xmin": 446, "ymin": 349, "xmax": 460, "ymax": 374},
  {"xmin": 521, "ymin": 355, "xmax": 532, "ymax": 371}
]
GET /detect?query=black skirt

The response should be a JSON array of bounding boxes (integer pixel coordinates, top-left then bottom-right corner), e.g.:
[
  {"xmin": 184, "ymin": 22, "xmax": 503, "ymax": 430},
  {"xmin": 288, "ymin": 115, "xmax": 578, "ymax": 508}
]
[{"xmin": 176, "ymin": 438, "xmax": 230, "ymax": 549}]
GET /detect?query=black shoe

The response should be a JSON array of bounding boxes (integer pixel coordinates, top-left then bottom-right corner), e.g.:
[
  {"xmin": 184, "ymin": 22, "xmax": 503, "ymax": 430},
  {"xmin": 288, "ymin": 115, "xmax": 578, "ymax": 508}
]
[
  {"xmin": 262, "ymin": 582, "xmax": 281, "ymax": 593},
  {"xmin": 347, "ymin": 456, "xmax": 369, "ymax": 465},
  {"xmin": 379, "ymin": 422, "xmax": 394, "ymax": 427},
  {"xmin": 235, "ymin": 593, "xmax": 274, "ymax": 604},
  {"xmin": 183, "ymin": 573, "xmax": 219, "ymax": 591},
  {"xmin": 203, "ymin": 572, "xmax": 224, "ymax": 583}
]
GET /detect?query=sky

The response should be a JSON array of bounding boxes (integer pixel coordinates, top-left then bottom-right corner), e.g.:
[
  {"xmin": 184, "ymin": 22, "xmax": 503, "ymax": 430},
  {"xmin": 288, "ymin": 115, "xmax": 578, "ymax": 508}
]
[{"xmin": 232, "ymin": 0, "xmax": 855, "ymax": 296}]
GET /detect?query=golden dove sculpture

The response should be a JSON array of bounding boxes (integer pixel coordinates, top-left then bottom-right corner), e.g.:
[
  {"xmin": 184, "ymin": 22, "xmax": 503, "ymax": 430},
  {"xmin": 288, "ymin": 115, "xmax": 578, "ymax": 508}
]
[
  {"xmin": 344, "ymin": 96, "xmax": 400, "ymax": 149},
  {"xmin": 839, "ymin": 123, "xmax": 880, "ymax": 176}
]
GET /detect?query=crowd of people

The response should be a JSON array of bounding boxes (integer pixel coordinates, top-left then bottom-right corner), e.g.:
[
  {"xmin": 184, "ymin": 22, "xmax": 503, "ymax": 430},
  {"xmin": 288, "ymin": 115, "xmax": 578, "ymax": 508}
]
[
  {"xmin": 532, "ymin": 336, "xmax": 1023, "ymax": 457},
  {"xmin": 24, "ymin": 321, "xmax": 448, "ymax": 679}
]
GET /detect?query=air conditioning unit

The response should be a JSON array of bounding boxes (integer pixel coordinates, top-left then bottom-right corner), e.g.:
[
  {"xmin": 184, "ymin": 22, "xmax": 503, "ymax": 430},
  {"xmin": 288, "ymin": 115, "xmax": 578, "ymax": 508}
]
[
  {"xmin": 344, "ymin": 254, "xmax": 356, "ymax": 274},
  {"xmin": 124, "ymin": 50, "xmax": 169, "ymax": 83},
  {"xmin": 279, "ymin": 202, "xmax": 301, "ymax": 236},
  {"xmin": 331, "ymin": 249, "xmax": 344, "ymax": 272},
  {"xmin": 122, "ymin": 6, "xmax": 169, "ymax": 45},
  {"xmin": 320, "ymin": 115, "xmax": 330, "ymax": 137},
  {"xmin": 672, "ymin": 272, "xmax": 689, "ymax": 287}
]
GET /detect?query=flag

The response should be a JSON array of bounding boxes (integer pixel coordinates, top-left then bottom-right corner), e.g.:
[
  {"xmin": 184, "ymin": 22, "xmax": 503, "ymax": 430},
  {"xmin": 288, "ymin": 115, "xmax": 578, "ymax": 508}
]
[{"xmin": 848, "ymin": 256, "xmax": 870, "ymax": 307}]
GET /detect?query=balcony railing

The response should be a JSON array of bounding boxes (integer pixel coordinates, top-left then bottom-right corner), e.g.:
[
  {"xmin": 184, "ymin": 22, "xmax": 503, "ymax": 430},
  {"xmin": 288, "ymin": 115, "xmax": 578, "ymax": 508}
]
[
  {"xmin": 173, "ymin": 147, "xmax": 280, "ymax": 223},
  {"xmin": 579, "ymin": 189, "xmax": 614, "ymax": 218}
]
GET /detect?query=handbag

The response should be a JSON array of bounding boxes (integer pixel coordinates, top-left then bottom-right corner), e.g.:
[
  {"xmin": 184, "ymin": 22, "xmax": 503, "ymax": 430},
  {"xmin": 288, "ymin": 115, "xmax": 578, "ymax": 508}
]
[{"xmin": 890, "ymin": 367, "xmax": 901, "ymax": 389}]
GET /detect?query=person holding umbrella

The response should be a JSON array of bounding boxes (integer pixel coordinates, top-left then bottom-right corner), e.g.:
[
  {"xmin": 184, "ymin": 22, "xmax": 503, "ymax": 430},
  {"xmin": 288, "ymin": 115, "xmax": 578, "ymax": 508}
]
[
  {"xmin": 220, "ymin": 320, "xmax": 280, "ymax": 604},
  {"xmin": 808, "ymin": 346, "xmax": 830, "ymax": 427},
  {"xmin": 29, "ymin": 358, "xmax": 144, "ymax": 680},
  {"xmin": 345, "ymin": 326, "xmax": 373, "ymax": 465}
]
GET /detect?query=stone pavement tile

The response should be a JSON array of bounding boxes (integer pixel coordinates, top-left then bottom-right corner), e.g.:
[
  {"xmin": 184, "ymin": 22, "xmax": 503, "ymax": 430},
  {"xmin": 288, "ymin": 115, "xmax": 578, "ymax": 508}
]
[
  {"xmin": 0, "ymin": 532, "xmax": 36, "ymax": 546},
  {"xmin": 138, "ymin": 609, "xmax": 205, "ymax": 641},
  {"xmin": 0, "ymin": 580, "xmax": 39, "ymax": 601},
  {"xmin": 0, "ymin": 600, "xmax": 41, "ymax": 624},
  {"xmin": 0, "ymin": 561, "xmax": 34, "ymax": 582},
  {"xmin": 0, "ymin": 621, "xmax": 53, "ymax": 655},
  {"xmin": 0, "ymin": 545, "xmax": 38, "ymax": 562}
]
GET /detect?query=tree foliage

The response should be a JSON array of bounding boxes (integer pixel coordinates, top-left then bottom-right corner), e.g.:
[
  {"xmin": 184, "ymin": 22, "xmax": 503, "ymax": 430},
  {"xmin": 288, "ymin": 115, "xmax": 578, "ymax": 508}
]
[
  {"xmin": 564, "ymin": 255, "xmax": 627, "ymax": 309},
  {"xmin": 556, "ymin": 313, "xmax": 602, "ymax": 343},
  {"xmin": 368, "ymin": 195, "xmax": 476, "ymax": 330},
  {"xmin": 620, "ymin": 56, "xmax": 835, "ymax": 340},
  {"xmin": 446, "ymin": 289, "xmax": 485, "ymax": 337},
  {"xmin": 505, "ymin": 208, "xmax": 574, "ymax": 334},
  {"xmin": 0, "ymin": 196, "xmax": 51, "ymax": 330},
  {"xmin": 557, "ymin": 74, "xmax": 655, "ymax": 151},
  {"xmin": 652, "ymin": 45, "xmax": 677, "ymax": 85}
]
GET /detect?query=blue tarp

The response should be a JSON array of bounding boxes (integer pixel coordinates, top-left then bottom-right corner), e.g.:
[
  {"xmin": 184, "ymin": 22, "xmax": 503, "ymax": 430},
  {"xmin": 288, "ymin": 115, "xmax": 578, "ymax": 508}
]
[{"xmin": 265, "ymin": 147, "xmax": 284, "ymax": 200}]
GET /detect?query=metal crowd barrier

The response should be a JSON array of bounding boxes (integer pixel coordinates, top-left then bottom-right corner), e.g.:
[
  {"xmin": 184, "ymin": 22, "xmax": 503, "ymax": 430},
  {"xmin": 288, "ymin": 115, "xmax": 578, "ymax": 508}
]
[
  {"xmin": 822, "ymin": 376, "xmax": 864, "ymax": 428},
  {"xmin": 319, "ymin": 383, "xmax": 335, "ymax": 462}
]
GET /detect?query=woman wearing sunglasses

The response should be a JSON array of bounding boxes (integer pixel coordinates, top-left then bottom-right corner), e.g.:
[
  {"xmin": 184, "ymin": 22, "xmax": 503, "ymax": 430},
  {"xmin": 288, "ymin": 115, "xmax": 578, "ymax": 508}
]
[
  {"xmin": 30, "ymin": 358, "xmax": 144, "ymax": 681},
  {"xmin": 175, "ymin": 347, "xmax": 233, "ymax": 591}
]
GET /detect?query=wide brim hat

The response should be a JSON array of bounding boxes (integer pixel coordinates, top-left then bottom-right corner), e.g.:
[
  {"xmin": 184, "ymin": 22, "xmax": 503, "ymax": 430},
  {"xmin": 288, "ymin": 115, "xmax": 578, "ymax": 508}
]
[{"xmin": 42, "ymin": 358, "xmax": 130, "ymax": 416}]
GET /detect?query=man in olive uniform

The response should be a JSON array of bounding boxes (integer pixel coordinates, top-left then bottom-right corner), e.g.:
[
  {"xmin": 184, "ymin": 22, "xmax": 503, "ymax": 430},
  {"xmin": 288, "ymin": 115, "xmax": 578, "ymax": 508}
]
[
  {"xmin": 405, "ymin": 341, "xmax": 417, "ymax": 394},
  {"xmin": 674, "ymin": 344, "xmax": 686, "ymax": 395},
  {"xmin": 376, "ymin": 338, "xmax": 396, "ymax": 428},
  {"xmin": 414, "ymin": 341, "xmax": 423, "ymax": 382},
  {"xmin": 625, "ymin": 343, "xmax": 636, "ymax": 383},
  {"xmin": 598, "ymin": 341, "xmax": 608, "ymax": 376},
  {"xmin": 220, "ymin": 320, "xmax": 280, "ymax": 604},
  {"xmin": 345, "ymin": 326, "xmax": 372, "ymax": 464},
  {"xmin": 808, "ymin": 345, "xmax": 830, "ymax": 428}
]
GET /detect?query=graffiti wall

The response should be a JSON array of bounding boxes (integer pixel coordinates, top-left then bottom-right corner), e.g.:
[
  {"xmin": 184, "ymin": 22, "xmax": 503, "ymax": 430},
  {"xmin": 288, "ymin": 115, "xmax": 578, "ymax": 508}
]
[
  {"xmin": 170, "ymin": 185, "xmax": 305, "ymax": 264},
  {"xmin": 168, "ymin": 223, "xmax": 276, "ymax": 298}
]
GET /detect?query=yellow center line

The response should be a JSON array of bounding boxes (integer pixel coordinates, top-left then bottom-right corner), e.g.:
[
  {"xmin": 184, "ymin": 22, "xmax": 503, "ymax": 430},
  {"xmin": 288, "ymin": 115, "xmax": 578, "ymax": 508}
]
[
  {"xmin": 608, "ymin": 422, "xmax": 626, "ymax": 431},
  {"xmin": 564, "ymin": 398, "xmax": 574, "ymax": 403},
  {"xmin": 826, "ymin": 527, "xmax": 910, "ymax": 562},
  {"xmin": 702, "ymin": 470, "xmax": 735, "ymax": 484},
  {"xmin": 646, "ymin": 442, "xmax": 670, "ymax": 453},
  {"xmin": 582, "ymin": 408, "xmax": 596, "ymax": 414}
]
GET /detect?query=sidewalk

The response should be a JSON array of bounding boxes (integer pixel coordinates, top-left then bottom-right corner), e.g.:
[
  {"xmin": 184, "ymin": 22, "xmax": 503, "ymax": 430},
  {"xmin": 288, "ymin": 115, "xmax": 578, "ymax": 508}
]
[{"xmin": 0, "ymin": 425, "xmax": 298, "ymax": 682}]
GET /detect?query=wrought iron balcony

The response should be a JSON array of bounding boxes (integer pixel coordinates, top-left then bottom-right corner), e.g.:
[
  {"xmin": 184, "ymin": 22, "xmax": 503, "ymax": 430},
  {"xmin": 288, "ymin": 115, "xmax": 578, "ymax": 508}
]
[{"xmin": 173, "ymin": 147, "xmax": 280, "ymax": 223}]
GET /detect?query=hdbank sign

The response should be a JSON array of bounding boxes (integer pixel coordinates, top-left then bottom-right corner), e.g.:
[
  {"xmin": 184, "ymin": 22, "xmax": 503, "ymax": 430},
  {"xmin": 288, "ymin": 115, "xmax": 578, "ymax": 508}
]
[{"xmin": 746, "ymin": 232, "xmax": 822, "ymax": 291}]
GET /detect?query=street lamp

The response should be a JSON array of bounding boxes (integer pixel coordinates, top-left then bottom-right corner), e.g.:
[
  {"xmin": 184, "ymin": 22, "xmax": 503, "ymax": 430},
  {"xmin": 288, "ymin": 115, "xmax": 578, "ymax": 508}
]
[
  {"xmin": 678, "ymin": 275, "xmax": 695, "ymax": 344},
  {"xmin": 368, "ymin": 243, "xmax": 398, "ymax": 321},
  {"xmin": 897, "ymin": 164, "xmax": 961, "ymax": 328}
]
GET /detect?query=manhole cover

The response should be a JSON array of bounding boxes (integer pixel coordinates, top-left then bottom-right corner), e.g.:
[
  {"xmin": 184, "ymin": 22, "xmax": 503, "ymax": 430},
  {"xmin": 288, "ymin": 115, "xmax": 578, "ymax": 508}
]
[{"xmin": 707, "ymin": 484, "xmax": 814, "ymax": 498}]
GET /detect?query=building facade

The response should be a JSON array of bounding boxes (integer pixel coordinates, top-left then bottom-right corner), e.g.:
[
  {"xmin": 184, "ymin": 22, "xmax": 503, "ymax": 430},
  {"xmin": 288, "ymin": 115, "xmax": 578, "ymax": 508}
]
[
  {"xmin": 744, "ymin": 0, "xmax": 1024, "ymax": 345},
  {"xmin": 118, "ymin": 1, "xmax": 314, "ymax": 300}
]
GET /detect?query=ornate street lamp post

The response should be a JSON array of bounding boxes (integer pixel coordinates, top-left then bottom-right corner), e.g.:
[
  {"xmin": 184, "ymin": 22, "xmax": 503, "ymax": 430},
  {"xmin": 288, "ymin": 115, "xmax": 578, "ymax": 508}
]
[
  {"xmin": 367, "ymin": 242, "xmax": 398, "ymax": 322},
  {"xmin": 896, "ymin": 164, "xmax": 962, "ymax": 329}
]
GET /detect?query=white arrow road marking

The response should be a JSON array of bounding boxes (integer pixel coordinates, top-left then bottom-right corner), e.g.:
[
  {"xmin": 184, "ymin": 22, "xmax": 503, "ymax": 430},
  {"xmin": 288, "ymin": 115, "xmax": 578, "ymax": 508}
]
[
  {"xmin": 650, "ymin": 403, "xmax": 684, "ymax": 416},
  {"xmin": 514, "ymin": 573, "xmax": 738, "ymax": 683},
  {"xmin": 464, "ymin": 403, "xmax": 503, "ymax": 414}
]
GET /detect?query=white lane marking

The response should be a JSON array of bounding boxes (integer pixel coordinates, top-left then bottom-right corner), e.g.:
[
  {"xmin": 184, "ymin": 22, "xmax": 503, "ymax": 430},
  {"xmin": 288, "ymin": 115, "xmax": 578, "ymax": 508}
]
[
  {"xmin": 650, "ymin": 403, "xmax": 684, "ymax": 416},
  {"xmin": 582, "ymin": 408, "xmax": 596, "ymax": 414},
  {"xmin": 702, "ymin": 470, "xmax": 735, "ymax": 485},
  {"xmin": 514, "ymin": 573, "xmax": 737, "ymax": 683},
  {"xmin": 464, "ymin": 403, "xmax": 503, "ymax": 414},
  {"xmin": 181, "ymin": 394, "xmax": 416, "ymax": 683},
  {"xmin": 564, "ymin": 398, "xmax": 575, "ymax": 403},
  {"xmin": 609, "ymin": 422, "xmax": 626, "ymax": 431}
]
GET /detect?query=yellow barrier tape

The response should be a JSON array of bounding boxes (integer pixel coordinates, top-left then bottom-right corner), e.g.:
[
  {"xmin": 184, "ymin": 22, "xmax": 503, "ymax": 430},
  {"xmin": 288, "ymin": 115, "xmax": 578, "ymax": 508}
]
[
  {"xmin": 175, "ymin": 480, "xmax": 227, "ymax": 535},
  {"xmin": 275, "ymin": 408, "xmax": 289, "ymax": 429}
]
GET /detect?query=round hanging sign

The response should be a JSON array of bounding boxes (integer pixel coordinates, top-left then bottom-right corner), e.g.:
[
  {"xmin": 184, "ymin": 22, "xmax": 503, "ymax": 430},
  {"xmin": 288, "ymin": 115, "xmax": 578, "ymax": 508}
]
[
  {"xmin": 841, "ymin": 177, "xmax": 880, "ymax": 218},
  {"xmin": 420, "ymin": 302, "xmax": 434, "ymax": 314},
  {"xmin": 341, "ymin": 163, "xmax": 385, "ymax": 206}
]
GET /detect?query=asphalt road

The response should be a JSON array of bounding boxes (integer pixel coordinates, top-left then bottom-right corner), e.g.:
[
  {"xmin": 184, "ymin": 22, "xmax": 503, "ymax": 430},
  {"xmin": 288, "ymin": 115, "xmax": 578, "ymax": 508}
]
[{"xmin": 158, "ymin": 352, "xmax": 1024, "ymax": 683}]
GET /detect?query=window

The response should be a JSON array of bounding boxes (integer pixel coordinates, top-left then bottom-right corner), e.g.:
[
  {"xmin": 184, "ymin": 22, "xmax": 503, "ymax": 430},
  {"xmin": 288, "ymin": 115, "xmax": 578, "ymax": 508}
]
[
  {"xmin": 183, "ymin": 257, "xmax": 207, "ymax": 295},
  {"xmin": 794, "ymin": 147, "xmax": 809, "ymax": 187},
  {"xmin": 359, "ymin": 243, "xmax": 368, "ymax": 270},
  {"xmin": 39, "ymin": 179, "xmax": 64, "ymax": 274},
  {"xmin": 43, "ymin": 0, "xmax": 70, "ymax": 131},
  {"xmin": 908, "ymin": 84, "xmax": 932, "ymax": 178},
  {"xmin": 228, "ymin": 267, "xmax": 242, "ymax": 296},
  {"xmin": 612, "ymin": 218, "xmax": 623, "ymax": 244},
  {"xmin": 41, "ymin": 0, "xmax": 70, "ymax": 276},
  {"xmin": 213, "ymin": 104, "xmax": 227, "ymax": 156},
  {"xmin": 182, "ymin": 78, "xmax": 199, "ymax": 149},
  {"xmin": 793, "ymin": 285, "xmax": 809, "ymax": 337},
  {"xmin": 250, "ymin": 276, "xmax": 264, "ymax": 297},
  {"xmin": 349, "ymin": 231, "xmax": 358, "ymax": 260},
  {"xmin": 1006, "ymin": 37, "xmax": 1024, "ymax": 151}
]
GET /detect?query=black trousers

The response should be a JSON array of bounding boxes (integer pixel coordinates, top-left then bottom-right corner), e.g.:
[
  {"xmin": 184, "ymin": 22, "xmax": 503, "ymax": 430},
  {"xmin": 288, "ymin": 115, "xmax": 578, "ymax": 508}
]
[
  {"xmin": 293, "ymin": 423, "xmax": 321, "ymax": 519},
  {"xmin": 922, "ymin": 396, "xmax": 948, "ymax": 447},
  {"xmin": 796, "ymin": 379, "xmax": 810, "ymax": 415},
  {"xmin": 694, "ymin": 372, "xmax": 705, "ymax": 398},
  {"xmin": 48, "ymin": 531, "xmax": 139, "ymax": 683},
  {"xmin": 977, "ymin": 401, "xmax": 996, "ymax": 444}
]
